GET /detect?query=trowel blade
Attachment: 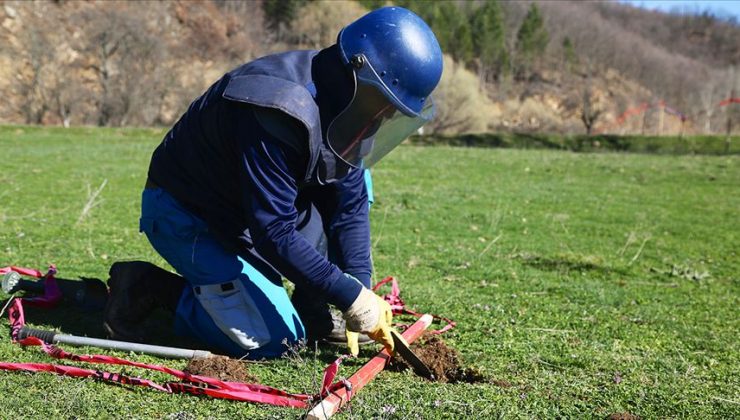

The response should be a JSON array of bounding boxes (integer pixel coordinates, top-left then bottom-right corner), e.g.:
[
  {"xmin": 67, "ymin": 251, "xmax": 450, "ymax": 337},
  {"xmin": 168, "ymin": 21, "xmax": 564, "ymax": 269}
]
[{"xmin": 390, "ymin": 329, "xmax": 435, "ymax": 380}]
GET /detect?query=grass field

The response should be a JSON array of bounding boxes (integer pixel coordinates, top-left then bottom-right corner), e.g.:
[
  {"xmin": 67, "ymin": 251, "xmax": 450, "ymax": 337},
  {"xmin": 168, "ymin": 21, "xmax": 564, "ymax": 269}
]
[{"xmin": 0, "ymin": 125, "xmax": 738, "ymax": 419}]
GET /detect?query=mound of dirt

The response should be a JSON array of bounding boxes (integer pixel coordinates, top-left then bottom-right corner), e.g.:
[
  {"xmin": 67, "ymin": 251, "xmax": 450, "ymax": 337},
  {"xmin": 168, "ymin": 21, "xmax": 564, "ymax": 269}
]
[
  {"xmin": 389, "ymin": 333, "xmax": 487, "ymax": 383},
  {"xmin": 184, "ymin": 356, "xmax": 256, "ymax": 383}
]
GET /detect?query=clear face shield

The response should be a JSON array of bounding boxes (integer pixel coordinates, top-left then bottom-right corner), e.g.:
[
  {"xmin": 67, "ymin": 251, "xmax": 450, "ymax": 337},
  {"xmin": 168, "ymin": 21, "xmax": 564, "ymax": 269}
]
[{"xmin": 326, "ymin": 55, "xmax": 435, "ymax": 168}]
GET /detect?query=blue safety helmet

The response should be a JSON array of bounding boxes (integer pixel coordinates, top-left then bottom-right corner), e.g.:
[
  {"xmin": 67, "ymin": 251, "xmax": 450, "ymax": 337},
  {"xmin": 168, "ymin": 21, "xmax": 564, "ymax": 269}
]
[{"xmin": 327, "ymin": 7, "xmax": 443, "ymax": 168}]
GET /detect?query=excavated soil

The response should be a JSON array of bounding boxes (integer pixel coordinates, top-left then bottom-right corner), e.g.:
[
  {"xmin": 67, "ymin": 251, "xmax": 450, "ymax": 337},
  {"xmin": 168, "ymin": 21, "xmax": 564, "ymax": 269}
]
[
  {"xmin": 389, "ymin": 333, "xmax": 487, "ymax": 383},
  {"xmin": 184, "ymin": 356, "xmax": 256, "ymax": 383}
]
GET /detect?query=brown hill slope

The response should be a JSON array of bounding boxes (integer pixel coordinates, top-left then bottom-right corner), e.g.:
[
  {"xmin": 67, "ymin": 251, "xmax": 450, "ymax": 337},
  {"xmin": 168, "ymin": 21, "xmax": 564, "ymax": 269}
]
[
  {"xmin": 0, "ymin": 0, "xmax": 738, "ymax": 135},
  {"xmin": 500, "ymin": 0, "xmax": 739, "ymax": 135}
]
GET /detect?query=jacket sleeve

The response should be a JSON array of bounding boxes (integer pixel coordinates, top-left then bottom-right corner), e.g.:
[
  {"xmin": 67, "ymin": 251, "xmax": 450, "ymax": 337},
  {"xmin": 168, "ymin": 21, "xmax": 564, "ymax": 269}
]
[
  {"xmin": 236, "ymin": 110, "xmax": 363, "ymax": 311},
  {"xmin": 313, "ymin": 168, "xmax": 372, "ymax": 288}
]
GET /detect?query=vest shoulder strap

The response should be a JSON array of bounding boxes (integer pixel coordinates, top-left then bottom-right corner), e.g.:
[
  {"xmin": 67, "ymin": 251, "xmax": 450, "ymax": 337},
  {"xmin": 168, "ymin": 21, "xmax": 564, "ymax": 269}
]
[{"xmin": 222, "ymin": 74, "xmax": 321, "ymax": 183}]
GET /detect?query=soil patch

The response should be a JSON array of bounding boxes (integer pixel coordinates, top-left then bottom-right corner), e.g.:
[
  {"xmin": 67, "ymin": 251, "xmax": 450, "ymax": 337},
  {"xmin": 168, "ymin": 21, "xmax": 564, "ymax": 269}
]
[
  {"xmin": 491, "ymin": 379, "xmax": 513, "ymax": 388},
  {"xmin": 184, "ymin": 356, "xmax": 256, "ymax": 383},
  {"xmin": 388, "ymin": 333, "xmax": 488, "ymax": 383},
  {"xmin": 607, "ymin": 413, "xmax": 640, "ymax": 420}
]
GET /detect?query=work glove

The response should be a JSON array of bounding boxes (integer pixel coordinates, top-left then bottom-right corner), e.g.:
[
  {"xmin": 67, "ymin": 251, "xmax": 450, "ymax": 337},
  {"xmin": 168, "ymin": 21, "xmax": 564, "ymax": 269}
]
[{"xmin": 343, "ymin": 287, "xmax": 394, "ymax": 356}]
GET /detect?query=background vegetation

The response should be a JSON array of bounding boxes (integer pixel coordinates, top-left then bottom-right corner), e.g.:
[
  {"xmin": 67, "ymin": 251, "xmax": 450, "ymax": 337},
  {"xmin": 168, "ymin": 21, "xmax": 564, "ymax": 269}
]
[{"xmin": 1, "ymin": 0, "xmax": 738, "ymax": 136}]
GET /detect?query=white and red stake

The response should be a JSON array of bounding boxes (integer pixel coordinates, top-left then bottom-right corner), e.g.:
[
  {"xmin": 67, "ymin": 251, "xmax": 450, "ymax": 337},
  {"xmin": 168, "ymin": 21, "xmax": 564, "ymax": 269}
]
[{"xmin": 306, "ymin": 314, "xmax": 433, "ymax": 420}]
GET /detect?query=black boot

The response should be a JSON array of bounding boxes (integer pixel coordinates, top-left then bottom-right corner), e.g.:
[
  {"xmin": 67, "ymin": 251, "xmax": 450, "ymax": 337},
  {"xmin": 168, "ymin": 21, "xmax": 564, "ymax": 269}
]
[
  {"xmin": 103, "ymin": 261, "xmax": 185, "ymax": 342},
  {"xmin": 292, "ymin": 285, "xmax": 334, "ymax": 341},
  {"xmin": 292, "ymin": 286, "xmax": 372, "ymax": 345}
]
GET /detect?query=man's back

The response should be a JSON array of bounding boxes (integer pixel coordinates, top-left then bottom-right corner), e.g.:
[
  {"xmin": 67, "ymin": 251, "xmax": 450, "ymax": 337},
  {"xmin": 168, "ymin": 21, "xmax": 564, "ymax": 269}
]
[{"xmin": 147, "ymin": 51, "xmax": 317, "ymax": 252}]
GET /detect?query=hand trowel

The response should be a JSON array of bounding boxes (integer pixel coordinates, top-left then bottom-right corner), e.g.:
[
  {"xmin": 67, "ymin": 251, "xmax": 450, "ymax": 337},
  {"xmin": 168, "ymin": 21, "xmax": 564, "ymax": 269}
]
[{"xmin": 390, "ymin": 329, "xmax": 435, "ymax": 380}]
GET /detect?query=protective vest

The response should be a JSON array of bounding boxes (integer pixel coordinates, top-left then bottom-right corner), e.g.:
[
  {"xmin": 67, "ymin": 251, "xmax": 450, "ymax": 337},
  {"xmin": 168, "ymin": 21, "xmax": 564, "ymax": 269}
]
[
  {"xmin": 221, "ymin": 50, "xmax": 345, "ymax": 185},
  {"xmin": 147, "ymin": 50, "xmax": 351, "ymax": 253}
]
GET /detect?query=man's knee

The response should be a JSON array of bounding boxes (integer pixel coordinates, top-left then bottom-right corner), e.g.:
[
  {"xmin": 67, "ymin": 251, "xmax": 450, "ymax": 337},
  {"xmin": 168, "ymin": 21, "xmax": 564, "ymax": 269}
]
[{"xmin": 176, "ymin": 272, "xmax": 306, "ymax": 359}]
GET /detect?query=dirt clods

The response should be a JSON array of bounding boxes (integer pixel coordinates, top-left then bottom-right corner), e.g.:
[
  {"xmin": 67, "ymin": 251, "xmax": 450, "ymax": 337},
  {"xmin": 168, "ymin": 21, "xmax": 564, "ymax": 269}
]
[
  {"xmin": 184, "ymin": 356, "xmax": 256, "ymax": 383},
  {"xmin": 607, "ymin": 413, "xmax": 640, "ymax": 420},
  {"xmin": 491, "ymin": 379, "xmax": 513, "ymax": 388},
  {"xmin": 389, "ymin": 333, "xmax": 487, "ymax": 383}
]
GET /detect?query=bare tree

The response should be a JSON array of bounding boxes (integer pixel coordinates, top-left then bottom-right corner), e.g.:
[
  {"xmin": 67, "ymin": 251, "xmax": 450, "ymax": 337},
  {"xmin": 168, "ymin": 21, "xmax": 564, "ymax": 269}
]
[
  {"xmin": 15, "ymin": 17, "xmax": 54, "ymax": 124},
  {"xmin": 292, "ymin": 1, "xmax": 366, "ymax": 49},
  {"xmin": 580, "ymin": 62, "xmax": 601, "ymax": 135},
  {"xmin": 175, "ymin": 0, "xmax": 262, "ymax": 65},
  {"xmin": 698, "ymin": 72, "xmax": 721, "ymax": 134},
  {"xmin": 73, "ymin": 5, "xmax": 170, "ymax": 126},
  {"xmin": 725, "ymin": 66, "xmax": 739, "ymax": 151},
  {"xmin": 51, "ymin": 80, "xmax": 82, "ymax": 128},
  {"xmin": 5, "ymin": 2, "xmax": 84, "ymax": 127}
]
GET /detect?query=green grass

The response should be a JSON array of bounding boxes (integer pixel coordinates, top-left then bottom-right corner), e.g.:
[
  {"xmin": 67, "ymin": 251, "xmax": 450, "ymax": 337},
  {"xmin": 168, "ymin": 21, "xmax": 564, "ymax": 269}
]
[{"xmin": 1, "ymin": 125, "xmax": 738, "ymax": 418}]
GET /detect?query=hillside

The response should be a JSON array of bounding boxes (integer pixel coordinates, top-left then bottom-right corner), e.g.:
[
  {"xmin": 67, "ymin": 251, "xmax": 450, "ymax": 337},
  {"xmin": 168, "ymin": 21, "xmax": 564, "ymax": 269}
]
[{"xmin": 0, "ymin": 0, "xmax": 738, "ymax": 135}]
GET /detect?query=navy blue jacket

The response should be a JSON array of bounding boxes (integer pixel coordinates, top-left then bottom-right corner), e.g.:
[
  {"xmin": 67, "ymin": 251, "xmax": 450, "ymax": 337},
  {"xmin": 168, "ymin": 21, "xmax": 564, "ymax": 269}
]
[{"xmin": 148, "ymin": 49, "xmax": 370, "ymax": 310}]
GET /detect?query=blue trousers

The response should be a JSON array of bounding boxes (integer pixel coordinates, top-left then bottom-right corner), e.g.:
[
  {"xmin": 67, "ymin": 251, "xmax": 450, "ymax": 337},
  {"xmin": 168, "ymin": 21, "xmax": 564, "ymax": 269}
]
[{"xmin": 140, "ymin": 188, "xmax": 305, "ymax": 359}]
